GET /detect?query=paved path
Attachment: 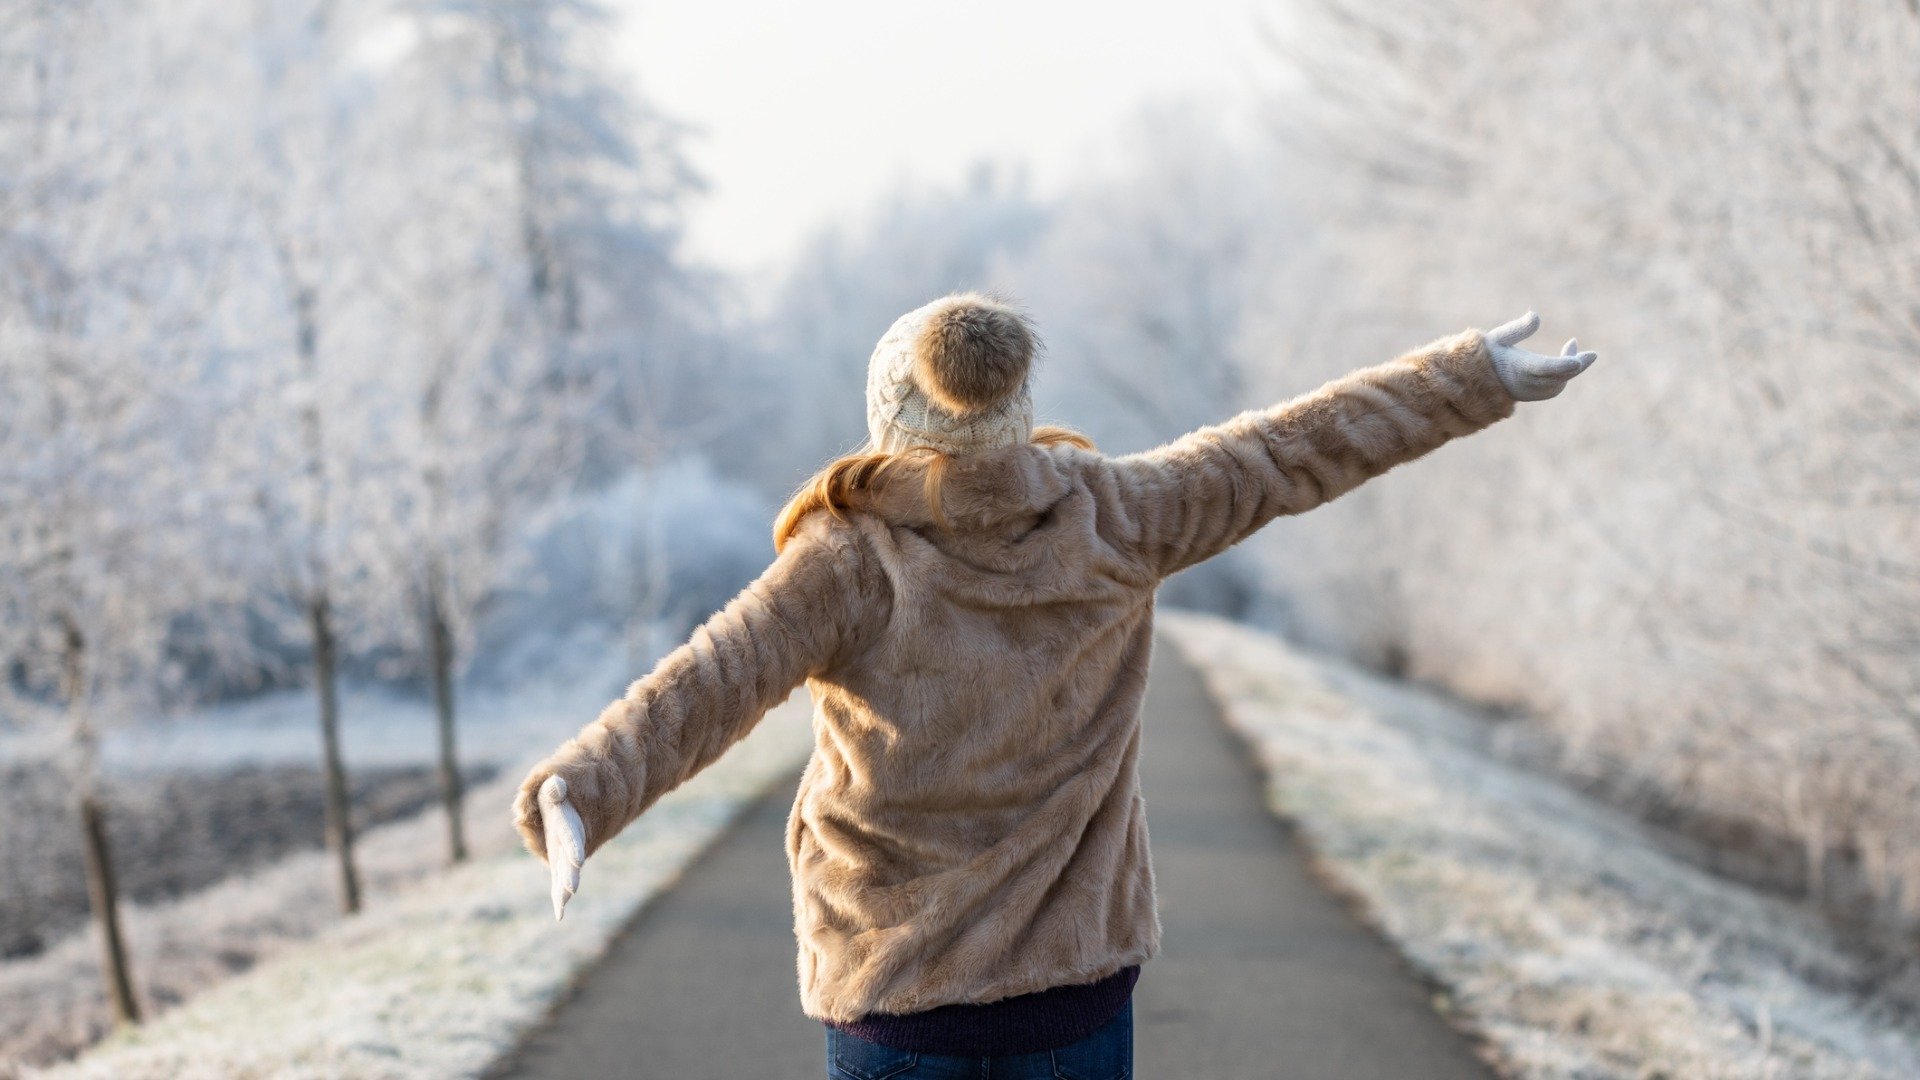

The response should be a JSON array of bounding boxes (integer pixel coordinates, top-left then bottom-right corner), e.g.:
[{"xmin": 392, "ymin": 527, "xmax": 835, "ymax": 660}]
[{"xmin": 505, "ymin": 639, "xmax": 1491, "ymax": 1079}]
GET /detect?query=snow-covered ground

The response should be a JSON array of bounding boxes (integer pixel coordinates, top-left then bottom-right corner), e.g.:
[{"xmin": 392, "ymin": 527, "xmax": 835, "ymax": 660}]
[
  {"xmin": 1159, "ymin": 611, "xmax": 1920, "ymax": 1080},
  {"xmin": 28, "ymin": 691, "xmax": 814, "ymax": 1080}
]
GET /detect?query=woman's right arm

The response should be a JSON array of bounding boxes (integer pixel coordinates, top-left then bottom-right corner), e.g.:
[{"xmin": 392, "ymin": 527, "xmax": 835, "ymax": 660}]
[
  {"xmin": 512, "ymin": 513, "xmax": 887, "ymax": 883},
  {"xmin": 1099, "ymin": 314, "xmax": 1594, "ymax": 578}
]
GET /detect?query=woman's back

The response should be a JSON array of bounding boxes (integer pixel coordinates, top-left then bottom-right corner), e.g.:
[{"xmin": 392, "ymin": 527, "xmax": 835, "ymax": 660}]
[{"xmin": 787, "ymin": 440, "xmax": 1166, "ymax": 1021}]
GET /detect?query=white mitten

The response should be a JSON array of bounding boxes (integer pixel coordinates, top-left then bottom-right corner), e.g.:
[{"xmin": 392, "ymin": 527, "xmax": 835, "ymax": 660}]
[
  {"xmin": 1484, "ymin": 312, "xmax": 1598, "ymax": 401},
  {"xmin": 539, "ymin": 775, "xmax": 587, "ymax": 920}
]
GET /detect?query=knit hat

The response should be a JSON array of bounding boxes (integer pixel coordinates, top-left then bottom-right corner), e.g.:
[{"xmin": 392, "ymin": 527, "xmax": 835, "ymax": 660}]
[{"xmin": 865, "ymin": 292, "xmax": 1036, "ymax": 455}]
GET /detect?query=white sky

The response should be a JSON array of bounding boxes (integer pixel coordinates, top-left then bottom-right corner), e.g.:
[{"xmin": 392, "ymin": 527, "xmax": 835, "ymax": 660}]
[{"xmin": 608, "ymin": 0, "xmax": 1281, "ymax": 276}]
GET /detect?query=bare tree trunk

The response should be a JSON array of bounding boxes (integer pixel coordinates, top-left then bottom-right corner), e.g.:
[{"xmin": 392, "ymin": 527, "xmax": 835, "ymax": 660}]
[
  {"xmin": 62, "ymin": 623, "xmax": 139, "ymax": 1024},
  {"xmin": 77, "ymin": 794, "xmax": 139, "ymax": 1025},
  {"xmin": 309, "ymin": 592, "xmax": 361, "ymax": 914},
  {"xmin": 425, "ymin": 565, "xmax": 466, "ymax": 864},
  {"xmin": 276, "ymin": 233, "xmax": 359, "ymax": 913},
  {"xmin": 416, "ymin": 369, "xmax": 464, "ymax": 865}
]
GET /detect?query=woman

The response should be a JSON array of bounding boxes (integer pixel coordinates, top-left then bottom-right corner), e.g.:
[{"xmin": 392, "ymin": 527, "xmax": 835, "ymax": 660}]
[{"xmin": 513, "ymin": 293, "xmax": 1596, "ymax": 1079}]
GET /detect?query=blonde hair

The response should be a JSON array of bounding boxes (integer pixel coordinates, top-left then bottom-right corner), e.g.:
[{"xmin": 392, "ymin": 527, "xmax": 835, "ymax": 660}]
[{"xmin": 773, "ymin": 426, "xmax": 1096, "ymax": 552}]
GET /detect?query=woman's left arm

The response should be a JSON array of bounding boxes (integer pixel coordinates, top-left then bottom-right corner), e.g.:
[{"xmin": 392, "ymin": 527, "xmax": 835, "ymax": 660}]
[{"xmin": 513, "ymin": 515, "xmax": 885, "ymax": 915}]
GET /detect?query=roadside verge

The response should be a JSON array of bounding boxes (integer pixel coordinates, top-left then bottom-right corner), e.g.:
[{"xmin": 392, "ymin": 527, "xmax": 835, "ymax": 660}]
[
  {"xmin": 38, "ymin": 698, "xmax": 814, "ymax": 1080},
  {"xmin": 1159, "ymin": 611, "xmax": 1920, "ymax": 1080}
]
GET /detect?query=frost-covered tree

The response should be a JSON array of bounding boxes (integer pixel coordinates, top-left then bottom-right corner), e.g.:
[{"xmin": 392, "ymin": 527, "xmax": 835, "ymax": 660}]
[
  {"xmin": 224, "ymin": 0, "xmax": 400, "ymax": 915},
  {"xmin": 0, "ymin": 0, "xmax": 244, "ymax": 1024},
  {"xmin": 338, "ymin": 0, "xmax": 698, "ymax": 862},
  {"xmin": 0, "ymin": 1, "xmax": 713, "ymax": 1056},
  {"xmin": 1254, "ymin": 0, "xmax": 1920, "ymax": 925}
]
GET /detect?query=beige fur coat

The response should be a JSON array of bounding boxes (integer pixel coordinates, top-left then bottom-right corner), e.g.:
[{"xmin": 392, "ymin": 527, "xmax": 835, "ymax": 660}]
[{"xmin": 514, "ymin": 329, "xmax": 1517, "ymax": 1023}]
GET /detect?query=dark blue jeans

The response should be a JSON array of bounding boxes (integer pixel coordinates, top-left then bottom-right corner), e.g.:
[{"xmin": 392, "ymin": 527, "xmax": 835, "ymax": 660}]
[{"xmin": 825, "ymin": 1000, "xmax": 1132, "ymax": 1080}]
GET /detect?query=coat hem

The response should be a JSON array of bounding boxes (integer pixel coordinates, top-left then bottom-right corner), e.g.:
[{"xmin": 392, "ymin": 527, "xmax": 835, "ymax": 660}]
[{"xmin": 799, "ymin": 941, "xmax": 1162, "ymax": 1025}]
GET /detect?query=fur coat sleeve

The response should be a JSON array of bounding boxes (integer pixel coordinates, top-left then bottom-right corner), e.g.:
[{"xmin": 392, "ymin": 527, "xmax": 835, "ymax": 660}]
[
  {"xmin": 1100, "ymin": 329, "xmax": 1517, "ymax": 578},
  {"xmin": 513, "ymin": 515, "xmax": 887, "ymax": 859}
]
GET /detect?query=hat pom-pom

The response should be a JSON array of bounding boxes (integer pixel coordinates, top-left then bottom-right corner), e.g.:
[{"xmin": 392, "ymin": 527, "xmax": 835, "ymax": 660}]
[{"xmin": 912, "ymin": 293, "xmax": 1034, "ymax": 416}]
